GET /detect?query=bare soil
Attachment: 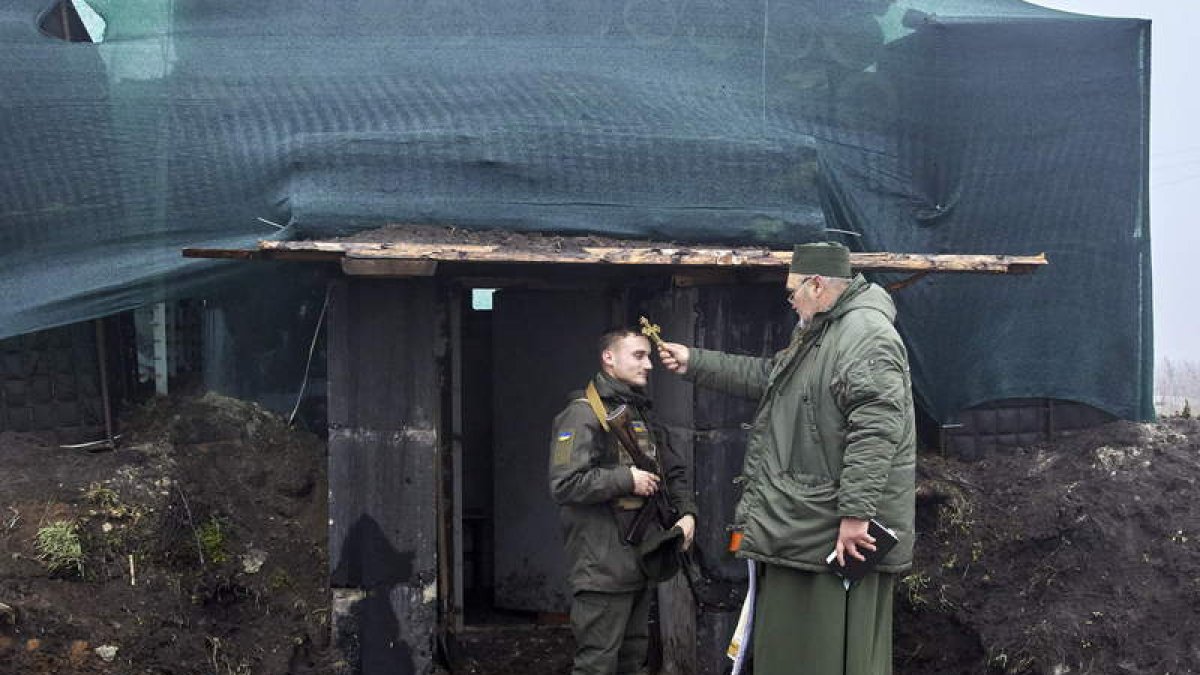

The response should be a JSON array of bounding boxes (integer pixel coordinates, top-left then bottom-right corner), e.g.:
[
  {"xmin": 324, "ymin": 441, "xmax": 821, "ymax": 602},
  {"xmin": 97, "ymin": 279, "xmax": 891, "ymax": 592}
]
[
  {"xmin": 2, "ymin": 392, "xmax": 1198, "ymax": 674},
  {"xmin": 331, "ymin": 224, "xmax": 728, "ymax": 256},
  {"xmin": 0, "ymin": 393, "xmax": 334, "ymax": 674},
  {"xmin": 898, "ymin": 417, "xmax": 1200, "ymax": 674}
]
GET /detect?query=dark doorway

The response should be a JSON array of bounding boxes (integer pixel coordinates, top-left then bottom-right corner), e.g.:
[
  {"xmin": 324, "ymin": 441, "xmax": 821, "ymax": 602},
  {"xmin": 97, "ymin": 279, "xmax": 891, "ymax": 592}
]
[
  {"xmin": 441, "ymin": 285, "xmax": 618, "ymax": 673},
  {"xmin": 456, "ymin": 288, "xmax": 497, "ymax": 623},
  {"xmin": 452, "ymin": 286, "xmax": 616, "ymax": 627}
]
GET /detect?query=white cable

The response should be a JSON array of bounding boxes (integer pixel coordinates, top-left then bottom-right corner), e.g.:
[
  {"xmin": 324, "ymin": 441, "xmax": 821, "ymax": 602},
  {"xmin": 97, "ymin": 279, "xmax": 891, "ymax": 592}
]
[{"xmin": 288, "ymin": 283, "xmax": 332, "ymax": 427}]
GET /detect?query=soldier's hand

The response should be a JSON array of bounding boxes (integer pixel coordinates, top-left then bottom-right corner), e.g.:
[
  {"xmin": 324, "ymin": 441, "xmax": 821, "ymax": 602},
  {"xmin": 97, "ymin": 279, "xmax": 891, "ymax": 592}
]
[
  {"xmin": 630, "ymin": 467, "xmax": 660, "ymax": 496},
  {"xmin": 657, "ymin": 342, "xmax": 690, "ymax": 375},
  {"xmin": 674, "ymin": 514, "xmax": 696, "ymax": 551}
]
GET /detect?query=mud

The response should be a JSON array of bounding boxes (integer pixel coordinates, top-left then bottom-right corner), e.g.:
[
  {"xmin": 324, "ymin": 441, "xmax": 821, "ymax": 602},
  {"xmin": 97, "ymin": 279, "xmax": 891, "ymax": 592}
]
[
  {"xmin": 0, "ymin": 393, "xmax": 333, "ymax": 674},
  {"xmin": 2, "ymin": 394, "xmax": 1198, "ymax": 674}
]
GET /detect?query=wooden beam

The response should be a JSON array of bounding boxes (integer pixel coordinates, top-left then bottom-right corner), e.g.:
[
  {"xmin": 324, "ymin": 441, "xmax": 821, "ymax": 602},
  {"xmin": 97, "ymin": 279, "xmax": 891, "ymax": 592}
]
[
  {"xmin": 671, "ymin": 270, "xmax": 738, "ymax": 287},
  {"xmin": 671, "ymin": 269, "xmax": 786, "ymax": 287},
  {"xmin": 848, "ymin": 252, "xmax": 1046, "ymax": 274},
  {"xmin": 182, "ymin": 247, "xmax": 260, "ymax": 260},
  {"xmin": 257, "ymin": 240, "xmax": 1046, "ymax": 274},
  {"xmin": 183, "ymin": 247, "xmax": 341, "ymax": 262},
  {"xmin": 187, "ymin": 239, "xmax": 1047, "ymax": 275},
  {"xmin": 341, "ymin": 257, "xmax": 438, "ymax": 277}
]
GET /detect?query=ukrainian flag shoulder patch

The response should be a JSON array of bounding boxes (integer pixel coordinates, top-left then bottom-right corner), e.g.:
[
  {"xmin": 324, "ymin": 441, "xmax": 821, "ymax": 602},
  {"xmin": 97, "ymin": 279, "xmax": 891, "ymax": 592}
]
[{"xmin": 553, "ymin": 430, "xmax": 574, "ymax": 465}]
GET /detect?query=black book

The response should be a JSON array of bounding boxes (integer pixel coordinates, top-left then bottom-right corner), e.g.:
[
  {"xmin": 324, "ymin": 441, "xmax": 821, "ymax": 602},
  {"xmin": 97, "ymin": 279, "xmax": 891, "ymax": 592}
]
[{"xmin": 824, "ymin": 519, "xmax": 900, "ymax": 583}]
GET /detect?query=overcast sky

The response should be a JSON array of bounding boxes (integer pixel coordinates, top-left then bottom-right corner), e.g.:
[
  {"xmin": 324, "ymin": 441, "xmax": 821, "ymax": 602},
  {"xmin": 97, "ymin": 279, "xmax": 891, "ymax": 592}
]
[{"xmin": 1026, "ymin": 0, "xmax": 1198, "ymax": 361}]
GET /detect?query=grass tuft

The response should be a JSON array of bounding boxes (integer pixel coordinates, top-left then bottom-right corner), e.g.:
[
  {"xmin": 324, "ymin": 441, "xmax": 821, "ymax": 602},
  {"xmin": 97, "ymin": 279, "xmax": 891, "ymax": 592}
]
[
  {"xmin": 198, "ymin": 517, "xmax": 229, "ymax": 565},
  {"xmin": 35, "ymin": 520, "xmax": 84, "ymax": 577}
]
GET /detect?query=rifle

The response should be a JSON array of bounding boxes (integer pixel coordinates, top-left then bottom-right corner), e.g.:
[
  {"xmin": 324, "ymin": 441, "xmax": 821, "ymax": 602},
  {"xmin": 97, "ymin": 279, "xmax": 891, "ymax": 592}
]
[
  {"xmin": 587, "ymin": 382, "xmax": 701, "ymax": 590},
  {"xmin": 605, "ymin": 403, "xmax": 679, "ymax": 546},
  {"xmin": 583, "ymin": 378, "xmax": 683, "ymax": 545}
]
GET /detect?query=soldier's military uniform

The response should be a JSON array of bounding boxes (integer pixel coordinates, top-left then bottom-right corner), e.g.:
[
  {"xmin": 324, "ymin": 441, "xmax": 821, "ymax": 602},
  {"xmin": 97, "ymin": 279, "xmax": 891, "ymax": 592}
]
[{"xmin": 549, "ymin": 371, "xmax": 696, "ymax": 675}]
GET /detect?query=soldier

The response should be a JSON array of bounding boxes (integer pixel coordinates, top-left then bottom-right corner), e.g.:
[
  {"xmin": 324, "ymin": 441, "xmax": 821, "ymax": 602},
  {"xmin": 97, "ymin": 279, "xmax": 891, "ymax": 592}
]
[
  {"xmin": 658, "ymin": 242, "xmax": 917, "ymax": 675},
  {"xmin": 549, "ymin": 328, "xmax": 698, "ymax": 675}
]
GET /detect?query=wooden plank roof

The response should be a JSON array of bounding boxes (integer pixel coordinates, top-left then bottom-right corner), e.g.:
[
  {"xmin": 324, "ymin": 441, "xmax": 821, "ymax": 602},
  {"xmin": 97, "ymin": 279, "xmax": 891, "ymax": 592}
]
[{"xmin": 184, "ymin": 231, "xmax": 1047, "ymax": 276}]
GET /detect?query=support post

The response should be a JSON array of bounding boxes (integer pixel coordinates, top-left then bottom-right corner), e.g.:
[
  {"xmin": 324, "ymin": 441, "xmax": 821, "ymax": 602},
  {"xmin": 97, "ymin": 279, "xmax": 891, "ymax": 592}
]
[
  {"xmin": 646, "ymin": 287, "xmax": 698, "ymax": 675},
  {"xmin": 153, "ymin": 302, "xmax": 168, "ymax": 395},
  {"xmin": 327, "ymin": 278, "xmax": 443, "ymax": 675}
]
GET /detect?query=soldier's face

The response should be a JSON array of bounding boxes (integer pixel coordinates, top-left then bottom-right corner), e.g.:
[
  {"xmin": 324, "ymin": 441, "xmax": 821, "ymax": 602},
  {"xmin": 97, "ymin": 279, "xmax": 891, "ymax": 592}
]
[{"xmin": 603, "ymin": 335, "xmax": 653, "ymax": 387}]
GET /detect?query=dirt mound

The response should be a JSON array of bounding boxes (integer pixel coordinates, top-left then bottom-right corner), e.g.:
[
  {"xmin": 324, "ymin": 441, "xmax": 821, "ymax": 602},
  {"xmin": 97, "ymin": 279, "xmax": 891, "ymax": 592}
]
[
  {"xmin": 4, "ymin": 392, "xmax": 1199, "ymax": 674},
  {"xmin": 0, "ymin": 393, "xmax": 333, "ymax": 674},
  {"xmin": 330, "ymin": 223, "xmax": 689, "ymax": 254},
  {"xmin": 897, "ymin": 417, "xmax": 1200, "ymax": 674}
]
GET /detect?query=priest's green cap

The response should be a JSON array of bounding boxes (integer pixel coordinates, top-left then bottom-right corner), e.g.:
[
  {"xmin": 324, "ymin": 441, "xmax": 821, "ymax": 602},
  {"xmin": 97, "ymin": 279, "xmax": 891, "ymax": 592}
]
[{"xmin": 790, "ymin": 242, "xmax": 851, "ymax": 277}]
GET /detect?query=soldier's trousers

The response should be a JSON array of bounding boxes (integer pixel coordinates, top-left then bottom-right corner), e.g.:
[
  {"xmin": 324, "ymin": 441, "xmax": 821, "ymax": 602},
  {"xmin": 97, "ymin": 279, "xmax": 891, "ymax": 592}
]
[
  {"xmin": 569, "ymin": 587, "xmax": 651, "ymax": 675},
  {"xmin": 753, "ymin": 564, "xmax": 895, "ymax": 675}
]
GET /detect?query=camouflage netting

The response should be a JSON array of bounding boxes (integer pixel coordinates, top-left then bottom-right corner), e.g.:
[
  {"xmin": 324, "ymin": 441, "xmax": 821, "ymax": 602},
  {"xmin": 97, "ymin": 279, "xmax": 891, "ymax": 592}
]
[{"xmin": 0, "ymin": 0, "xmax": 1151, "ymax": 421}]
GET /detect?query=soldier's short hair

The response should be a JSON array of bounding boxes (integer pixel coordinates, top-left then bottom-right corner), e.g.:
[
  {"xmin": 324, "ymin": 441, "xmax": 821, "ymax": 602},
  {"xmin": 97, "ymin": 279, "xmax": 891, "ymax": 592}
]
[{"xmin": 598, "ymin": 328, "xmax": 643, "ymax": 358}]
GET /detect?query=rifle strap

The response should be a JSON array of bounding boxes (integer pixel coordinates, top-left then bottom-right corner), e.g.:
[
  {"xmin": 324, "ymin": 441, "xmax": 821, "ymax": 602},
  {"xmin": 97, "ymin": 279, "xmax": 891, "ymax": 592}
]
[
  {"xmin": 586, "ymin": 381, "xmax": 650, "ymax": 468},
  {"xmin": 585, "ymin": 381, "xmax": 611, "ymax": 433}
]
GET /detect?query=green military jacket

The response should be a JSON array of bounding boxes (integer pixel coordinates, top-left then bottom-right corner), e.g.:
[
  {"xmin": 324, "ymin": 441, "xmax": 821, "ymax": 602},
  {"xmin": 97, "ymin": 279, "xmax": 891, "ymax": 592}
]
[
  {"xmin": 685, "ymin": 275, "xmax": 916, "ymax": 573},
  {"xmin": 548, "ymin": 372, "xmax": 697, "ymax": 593}
]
